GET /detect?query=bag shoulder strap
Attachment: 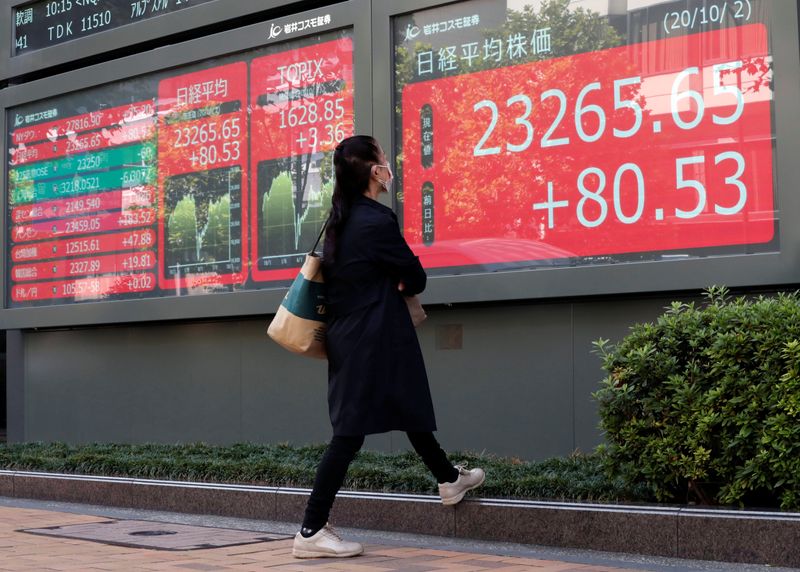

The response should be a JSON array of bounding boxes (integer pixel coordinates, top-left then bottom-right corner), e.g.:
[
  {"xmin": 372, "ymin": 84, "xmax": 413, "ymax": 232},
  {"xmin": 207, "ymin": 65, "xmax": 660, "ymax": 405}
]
[{"xmin": 310, "ymin": 216, "xmax": 329, "ymax": 255}]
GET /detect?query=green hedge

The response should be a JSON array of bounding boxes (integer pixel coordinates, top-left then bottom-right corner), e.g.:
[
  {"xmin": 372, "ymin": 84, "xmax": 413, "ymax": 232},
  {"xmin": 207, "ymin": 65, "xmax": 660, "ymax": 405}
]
[
  {"xmin": 594, "ymin": 287, "xmax": 800, "ymax": 510},
  {"xmin": 0, "ymin": 441, "xmax": 648, "ymax": 503}
]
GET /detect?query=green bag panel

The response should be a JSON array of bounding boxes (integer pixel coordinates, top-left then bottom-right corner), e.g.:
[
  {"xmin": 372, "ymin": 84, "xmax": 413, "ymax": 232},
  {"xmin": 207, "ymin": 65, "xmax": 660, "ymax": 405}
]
[{"xmin": 281, "ymin": 276, "xmax": 327, "ymax": 322}]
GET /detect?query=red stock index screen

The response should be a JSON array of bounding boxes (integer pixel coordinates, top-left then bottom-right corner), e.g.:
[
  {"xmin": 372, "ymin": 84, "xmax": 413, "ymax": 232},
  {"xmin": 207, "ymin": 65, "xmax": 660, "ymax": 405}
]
[
  {"xmin": 6, "ymin": 30, "xmax": 354, "ymax": 307},
  {"xmin": 250, "ymin": 38, "xmax": 354, "ymax": 281},
  {"xmin": 394, "ymin": 0, "xmax": 777, "ymax": 274}
]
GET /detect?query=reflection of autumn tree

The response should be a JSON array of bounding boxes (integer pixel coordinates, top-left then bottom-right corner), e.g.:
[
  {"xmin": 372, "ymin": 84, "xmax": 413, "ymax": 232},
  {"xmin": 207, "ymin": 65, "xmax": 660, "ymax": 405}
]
[
  {"xmin": 397, "ymin": 0, "xmax": 638, "ymax": 246},
  {"xmin": 725, "ymin": 56, "xmax": 772, "ymax": 93},
  {"xmin": 392, "ymin": 42, "xmax": 421, "ymax": 208}
]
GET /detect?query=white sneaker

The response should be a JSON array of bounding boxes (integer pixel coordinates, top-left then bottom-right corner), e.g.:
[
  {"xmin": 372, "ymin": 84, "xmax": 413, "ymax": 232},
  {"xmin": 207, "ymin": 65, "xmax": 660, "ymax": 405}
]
[
  {"xmin": 439, "ymin": 463, "xmax": 486, "ymax": 505},
  {"xmin": 292, "ymin": 523, "xmax": 364, "ymax": 558}
]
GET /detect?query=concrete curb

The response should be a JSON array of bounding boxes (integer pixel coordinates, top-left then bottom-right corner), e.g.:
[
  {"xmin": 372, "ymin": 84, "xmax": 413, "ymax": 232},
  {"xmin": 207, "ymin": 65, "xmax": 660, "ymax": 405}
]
[{"xmin": 1, "ymin": 470, "xmax": 798, "ymax": 567}]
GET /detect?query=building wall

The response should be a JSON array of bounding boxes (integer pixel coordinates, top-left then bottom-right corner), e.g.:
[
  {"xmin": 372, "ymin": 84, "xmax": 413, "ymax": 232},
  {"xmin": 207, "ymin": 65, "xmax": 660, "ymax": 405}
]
[{"xmin": 16, "ymin": 294, "xmax": 676, "ymax": 459}]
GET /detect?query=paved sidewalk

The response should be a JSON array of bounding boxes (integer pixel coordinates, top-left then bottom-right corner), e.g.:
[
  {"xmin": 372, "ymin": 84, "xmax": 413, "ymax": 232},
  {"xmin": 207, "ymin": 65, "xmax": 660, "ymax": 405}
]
[
  {"xmin": 0, "ymin": 503, "xmax": 636, "ymax": 572},
  {"xmin": 0, "ymin": 498, "xmax": 794, "ymax": 572}
]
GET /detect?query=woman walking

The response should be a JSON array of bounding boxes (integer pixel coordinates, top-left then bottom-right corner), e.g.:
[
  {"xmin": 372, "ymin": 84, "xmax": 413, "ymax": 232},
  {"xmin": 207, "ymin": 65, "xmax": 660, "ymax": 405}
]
[{"xmin": 292, "ymin": 135, "xmax": 485, "ymax": 559}]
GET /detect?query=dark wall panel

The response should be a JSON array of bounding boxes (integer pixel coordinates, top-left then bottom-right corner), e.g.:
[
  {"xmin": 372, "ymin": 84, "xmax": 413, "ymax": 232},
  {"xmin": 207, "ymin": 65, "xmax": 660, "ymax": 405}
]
[
  {"xmin": 571, "ymin": 297, "xmax": 685, "ymax": 453},
  {"xmin": 417, "ymin": 304, "xmax": 573, "ymax": 460},
  {"xmin": 20, "ymin": 296, "xmax": 680, "ymax": 458},
  {"xmin": 239, "ymin": 319, "xmax": 329, "ymax": 444},
  {"xmin": 25, "ymin": 321, "xmax": 244, "ymax": 443}
]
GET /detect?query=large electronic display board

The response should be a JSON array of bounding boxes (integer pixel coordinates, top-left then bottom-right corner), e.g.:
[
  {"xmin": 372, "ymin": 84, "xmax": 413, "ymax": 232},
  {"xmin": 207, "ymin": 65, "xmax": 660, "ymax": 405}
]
[
  {"xmin": 393, "ymin": 0, "xmax": 778, "ymax": 276},
  {"xmin": 6, "ymin": 28, "xmax": 354, "ymax": 307}
]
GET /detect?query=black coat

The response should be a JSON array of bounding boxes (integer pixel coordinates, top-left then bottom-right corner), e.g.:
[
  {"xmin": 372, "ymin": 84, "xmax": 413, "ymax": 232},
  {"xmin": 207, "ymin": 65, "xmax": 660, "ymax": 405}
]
[{"xmin": 323, "ymin": 195, "xmax": 436, "ymax": 436}]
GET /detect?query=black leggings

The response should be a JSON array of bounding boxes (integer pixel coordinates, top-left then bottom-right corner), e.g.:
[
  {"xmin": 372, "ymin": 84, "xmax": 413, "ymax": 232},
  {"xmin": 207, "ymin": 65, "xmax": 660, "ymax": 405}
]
[{"xmin": 302, "ymin": 432, "xmax": 458, "ymax": 532}]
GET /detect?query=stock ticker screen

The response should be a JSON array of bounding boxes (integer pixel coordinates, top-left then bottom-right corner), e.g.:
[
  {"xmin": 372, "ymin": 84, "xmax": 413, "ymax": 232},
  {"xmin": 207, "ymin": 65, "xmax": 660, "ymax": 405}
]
[
  {"xmin": 12, "ymin": 0, "xmax": 216, "ymax": 55},
  {"xmin": 394, "ymin": 0, "xmax": 777, "ymax": 275},
  {"xmin": 6, "ymin": 30, "xmax": 354, "ymax": 306}
]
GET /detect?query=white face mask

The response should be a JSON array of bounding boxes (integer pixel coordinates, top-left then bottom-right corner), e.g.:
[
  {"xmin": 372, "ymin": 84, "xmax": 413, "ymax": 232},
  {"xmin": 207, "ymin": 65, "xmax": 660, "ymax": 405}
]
[{"xmin": 374, "ymin": 163, "xmax": 393, "ymax": 192}]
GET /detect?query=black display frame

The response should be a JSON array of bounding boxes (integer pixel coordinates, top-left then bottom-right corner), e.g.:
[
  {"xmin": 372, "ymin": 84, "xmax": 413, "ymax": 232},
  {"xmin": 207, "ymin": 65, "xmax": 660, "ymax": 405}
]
[
  {"xmin": 371, "ymin": 0, "xmax": 800, "ymax": 306},
  {"xmin": 0, "ymin": 0, "xmax": 372, "ymax": 328},
  {"xmin": 0, "ymin": 0, "xmax": 317, "ymax": 81}
]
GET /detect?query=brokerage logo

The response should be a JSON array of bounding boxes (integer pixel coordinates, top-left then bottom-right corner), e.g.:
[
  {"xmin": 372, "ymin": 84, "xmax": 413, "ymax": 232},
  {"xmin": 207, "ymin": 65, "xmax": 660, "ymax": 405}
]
[
  {"xmin": 270, "ymin": 14, "xmax": 331, "ymax": 39},
  {"xmin": 404, "ymin": 24, "xmax": 421, "ymax": 41},
  {"xmin": 268, "ymin": 23, "xmax": 282, "ymax": 40}
]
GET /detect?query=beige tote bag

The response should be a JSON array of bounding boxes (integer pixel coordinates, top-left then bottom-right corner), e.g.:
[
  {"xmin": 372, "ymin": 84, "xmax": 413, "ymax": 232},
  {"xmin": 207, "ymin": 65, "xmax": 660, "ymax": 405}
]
[{"xmin": 267, "ymin": 222, "xmax": 328, "ymax": 359}]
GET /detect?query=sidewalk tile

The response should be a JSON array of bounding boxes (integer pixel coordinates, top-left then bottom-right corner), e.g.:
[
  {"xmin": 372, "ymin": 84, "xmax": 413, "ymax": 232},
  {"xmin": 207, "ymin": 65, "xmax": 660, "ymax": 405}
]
[{"xmin": 0, "ymin": 504, "xmax": 658, "ymax": 572}]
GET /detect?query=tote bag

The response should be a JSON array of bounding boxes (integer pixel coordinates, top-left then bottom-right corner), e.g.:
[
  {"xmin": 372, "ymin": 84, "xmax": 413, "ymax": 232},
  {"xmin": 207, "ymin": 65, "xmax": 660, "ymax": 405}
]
[{"xmin": 267, "ymin": 222, "xmax": 328, "ymax": 359}]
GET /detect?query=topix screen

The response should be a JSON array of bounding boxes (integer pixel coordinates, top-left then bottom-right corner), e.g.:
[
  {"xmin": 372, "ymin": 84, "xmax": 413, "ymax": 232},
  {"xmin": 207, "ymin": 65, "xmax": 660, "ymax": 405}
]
[
  {"xmin": 394, "ymin": 0, "xmax": 777, "ymax": 275},
  {"xmin": 7, "ymin": 29, "xmax": 353, "ymax": 306}
]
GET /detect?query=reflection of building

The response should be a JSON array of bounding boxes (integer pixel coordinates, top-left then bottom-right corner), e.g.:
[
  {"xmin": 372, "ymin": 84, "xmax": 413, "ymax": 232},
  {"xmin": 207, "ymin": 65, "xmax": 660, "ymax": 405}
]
[{"xmin": 305, "ymin": 161, "xmax": 322, "ymax": 198}]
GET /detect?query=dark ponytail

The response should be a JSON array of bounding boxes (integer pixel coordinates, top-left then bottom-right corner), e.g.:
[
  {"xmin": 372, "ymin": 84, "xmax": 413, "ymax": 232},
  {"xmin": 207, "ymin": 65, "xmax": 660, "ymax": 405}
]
[{"xmin": 324, "ymin": 135, "xmax": 382, "ymax": 264}]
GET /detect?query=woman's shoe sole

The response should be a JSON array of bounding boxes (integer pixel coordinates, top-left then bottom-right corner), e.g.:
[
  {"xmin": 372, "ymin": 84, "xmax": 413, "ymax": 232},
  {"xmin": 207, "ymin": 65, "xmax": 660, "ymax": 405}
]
[
  {"xmin": 441, "ymin": 472, "xmax": 486, "ymax": 505},
  {"xmin": 292, "ymin": 548, "xmax": 363, "ymax": 558}
]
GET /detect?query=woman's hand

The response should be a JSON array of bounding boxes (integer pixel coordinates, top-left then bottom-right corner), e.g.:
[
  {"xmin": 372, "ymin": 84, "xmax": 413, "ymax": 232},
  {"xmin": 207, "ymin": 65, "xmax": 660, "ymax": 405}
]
[{"xmin": 397, "ymin": 281, "xmax": 405, "ymax": 292}]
